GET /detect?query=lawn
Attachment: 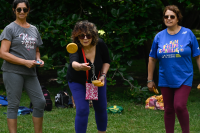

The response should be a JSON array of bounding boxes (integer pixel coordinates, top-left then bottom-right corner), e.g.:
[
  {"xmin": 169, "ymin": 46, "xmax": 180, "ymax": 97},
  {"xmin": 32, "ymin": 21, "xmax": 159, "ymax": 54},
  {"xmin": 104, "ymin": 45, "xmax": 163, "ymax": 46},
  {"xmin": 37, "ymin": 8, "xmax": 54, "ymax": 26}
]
[
  {"xmin": 0, "ymin": 58, "xmax": 200, "ymax": 133},
  {"xmin": 1, "ymin": 85, "xmax": 200, "ymax": 133}
]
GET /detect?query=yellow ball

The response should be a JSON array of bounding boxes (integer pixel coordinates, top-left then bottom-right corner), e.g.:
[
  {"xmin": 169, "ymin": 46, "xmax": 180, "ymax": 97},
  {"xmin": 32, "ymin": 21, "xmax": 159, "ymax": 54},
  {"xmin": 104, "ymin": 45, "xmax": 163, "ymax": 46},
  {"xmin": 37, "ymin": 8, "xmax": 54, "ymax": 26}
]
[{"xmin": 66, "ymin": 43, "xmax": 78, "ymax": 53}]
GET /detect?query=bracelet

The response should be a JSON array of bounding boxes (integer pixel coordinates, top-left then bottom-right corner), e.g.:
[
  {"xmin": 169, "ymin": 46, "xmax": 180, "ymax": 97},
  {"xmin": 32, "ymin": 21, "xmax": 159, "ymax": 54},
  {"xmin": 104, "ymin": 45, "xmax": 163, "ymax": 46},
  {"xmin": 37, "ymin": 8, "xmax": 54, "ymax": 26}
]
[
  {"xmin": 101, "ymin": 72, "xmax": 106, "ymax": 75},
  {"xmin": 147, "ymin": 80, "xmax": 153, "ymax": 83},
  {"xmin": 101, "ymin": 73, "xmax": 106, "ymax": 78},
  {"xmin": 101, "ymin": 74, "xmax": 106, "ymax": 78}
]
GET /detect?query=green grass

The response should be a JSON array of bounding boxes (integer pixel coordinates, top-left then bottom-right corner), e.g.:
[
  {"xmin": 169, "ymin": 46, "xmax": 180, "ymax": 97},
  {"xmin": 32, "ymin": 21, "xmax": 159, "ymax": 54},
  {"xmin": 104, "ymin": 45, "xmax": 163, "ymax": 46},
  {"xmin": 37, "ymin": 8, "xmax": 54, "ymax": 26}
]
[
  {"xmin": 1, "ymin": 86, "xmax": 200, "ymax": 133},
  {"xmin": 0, "ymin": 57, "xmax": 200, "ymax": 133}
]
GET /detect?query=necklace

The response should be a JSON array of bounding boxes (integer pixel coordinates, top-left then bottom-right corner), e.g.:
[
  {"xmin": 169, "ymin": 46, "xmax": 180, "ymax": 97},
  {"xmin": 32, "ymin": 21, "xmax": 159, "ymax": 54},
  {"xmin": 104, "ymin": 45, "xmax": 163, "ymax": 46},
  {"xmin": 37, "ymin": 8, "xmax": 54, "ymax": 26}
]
[
  {"xmin": 14, "ymin": 21, "xmax": 29, "ymax": 28},
  {"xmin": 15, "ymin": 21, "xmax": 30, "ymax": 33},
  {"xmin": 84, "ymin": 50, "xmax": 90, "ymax": 55}
]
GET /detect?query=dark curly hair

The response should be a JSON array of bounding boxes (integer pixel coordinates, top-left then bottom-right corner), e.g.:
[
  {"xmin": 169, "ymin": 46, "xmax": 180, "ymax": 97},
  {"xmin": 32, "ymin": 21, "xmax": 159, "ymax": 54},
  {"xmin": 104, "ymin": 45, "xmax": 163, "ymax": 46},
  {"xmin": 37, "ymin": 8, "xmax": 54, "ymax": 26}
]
[
  {"xmin": 163, "ymin": 5, "xmax": 183, "ymax": 25},
  {"xmin": 71, "ymin": 20, "xmax": 99, "ymax": 47}
]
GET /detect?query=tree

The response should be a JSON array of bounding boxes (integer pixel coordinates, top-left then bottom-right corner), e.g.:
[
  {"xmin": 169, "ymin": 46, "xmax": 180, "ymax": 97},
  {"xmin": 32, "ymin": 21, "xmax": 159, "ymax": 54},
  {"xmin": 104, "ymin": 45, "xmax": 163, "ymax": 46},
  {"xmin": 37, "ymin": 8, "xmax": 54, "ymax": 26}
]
[{"xmin": 0, "ymin": 0, "xmax": 200, "ymax": 90}]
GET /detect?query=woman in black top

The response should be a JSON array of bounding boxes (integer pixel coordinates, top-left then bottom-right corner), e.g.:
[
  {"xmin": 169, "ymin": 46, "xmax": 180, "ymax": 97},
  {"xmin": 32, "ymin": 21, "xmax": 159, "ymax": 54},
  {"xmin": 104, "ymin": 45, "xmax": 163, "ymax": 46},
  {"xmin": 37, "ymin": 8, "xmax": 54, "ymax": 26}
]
[{"xmin": 67, "ymin": 20, "xmax": 110, "ymax": 133}]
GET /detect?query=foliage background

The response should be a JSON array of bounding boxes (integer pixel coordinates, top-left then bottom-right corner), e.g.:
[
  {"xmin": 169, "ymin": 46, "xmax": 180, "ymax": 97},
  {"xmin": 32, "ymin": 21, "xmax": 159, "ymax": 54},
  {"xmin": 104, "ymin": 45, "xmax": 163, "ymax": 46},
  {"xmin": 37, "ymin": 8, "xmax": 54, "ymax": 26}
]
[{"xmin": 0, "ymin": 0, "xmax": 200, "ymax": 103}]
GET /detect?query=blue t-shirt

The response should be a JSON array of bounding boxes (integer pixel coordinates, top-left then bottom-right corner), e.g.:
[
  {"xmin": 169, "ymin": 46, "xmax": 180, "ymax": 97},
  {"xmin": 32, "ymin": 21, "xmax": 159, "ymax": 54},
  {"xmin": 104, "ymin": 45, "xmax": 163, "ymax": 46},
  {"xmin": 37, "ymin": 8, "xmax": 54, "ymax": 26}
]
[{"xmin": 149, "ymin": 27, "xmax": 200, "ymax": 88}]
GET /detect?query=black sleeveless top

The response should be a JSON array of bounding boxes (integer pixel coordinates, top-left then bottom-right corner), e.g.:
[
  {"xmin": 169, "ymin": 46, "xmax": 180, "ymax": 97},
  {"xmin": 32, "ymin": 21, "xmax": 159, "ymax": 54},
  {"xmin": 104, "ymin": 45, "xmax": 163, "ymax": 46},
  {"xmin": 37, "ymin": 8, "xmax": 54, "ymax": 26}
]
[{"xmin": 66, "ymin": 38, "xmax": 111, "ymax": 85}]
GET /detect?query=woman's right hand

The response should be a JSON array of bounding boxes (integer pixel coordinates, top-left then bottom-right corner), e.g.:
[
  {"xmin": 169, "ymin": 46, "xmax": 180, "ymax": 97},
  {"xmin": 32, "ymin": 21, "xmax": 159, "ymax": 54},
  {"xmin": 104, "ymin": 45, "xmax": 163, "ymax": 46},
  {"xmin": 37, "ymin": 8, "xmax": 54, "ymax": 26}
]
[
  {"xmin": 147, "ymin": 81, "xmax": 156, "ymax": 92},
  {"xmin": 72, "ymin": 61, "xmax": 91, "ymax": 71},
  {"xmin": 24, "ymin": 60, "xmax": 38, "ymax": 68},
  {"xmin": 79, "ymin": 63, "xmax": 91, "ymax": 71}
]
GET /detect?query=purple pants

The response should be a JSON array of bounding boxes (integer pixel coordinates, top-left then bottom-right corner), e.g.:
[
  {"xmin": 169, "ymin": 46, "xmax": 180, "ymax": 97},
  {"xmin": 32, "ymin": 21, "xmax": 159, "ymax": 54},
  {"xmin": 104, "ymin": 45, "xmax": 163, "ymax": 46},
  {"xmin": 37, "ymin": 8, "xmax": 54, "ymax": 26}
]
[
  {"xmin": 68, "ymin": 81, "xmax": 107, "ymax": 133},
  {"xmin": 160, "ymin": 85, "xmax": 191, "ymax": 133}
]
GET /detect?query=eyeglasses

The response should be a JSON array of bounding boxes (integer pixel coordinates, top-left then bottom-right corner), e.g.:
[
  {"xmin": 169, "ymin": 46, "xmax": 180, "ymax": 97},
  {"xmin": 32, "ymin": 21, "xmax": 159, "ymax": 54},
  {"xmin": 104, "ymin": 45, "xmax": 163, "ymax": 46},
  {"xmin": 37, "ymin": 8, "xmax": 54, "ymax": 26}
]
[
  {"xmin": 164, "ymin": 15, "xmax": 175, "ymax": 19},
  {"xmin": 78, "ymin": 34, "xmax": 92, "ymax": 39},
  {"xmin": 16, "ymin": 8, "xmax": 29, "ymax": 13}
]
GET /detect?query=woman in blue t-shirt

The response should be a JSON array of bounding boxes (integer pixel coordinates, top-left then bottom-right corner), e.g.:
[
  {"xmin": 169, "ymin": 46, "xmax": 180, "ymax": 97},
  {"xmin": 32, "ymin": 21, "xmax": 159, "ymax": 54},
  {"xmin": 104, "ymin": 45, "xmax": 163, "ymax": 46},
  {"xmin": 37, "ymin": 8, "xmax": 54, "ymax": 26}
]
[{"xmin": 147, "ymin": 5, "xmax": 200, "ymax": 133}]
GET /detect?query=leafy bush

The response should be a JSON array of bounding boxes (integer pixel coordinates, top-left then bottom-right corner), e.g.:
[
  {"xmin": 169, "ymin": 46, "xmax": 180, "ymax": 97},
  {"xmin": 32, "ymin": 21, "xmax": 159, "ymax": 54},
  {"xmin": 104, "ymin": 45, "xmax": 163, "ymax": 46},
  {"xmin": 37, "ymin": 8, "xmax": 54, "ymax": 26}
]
[
  {"xmin": 129, "ymin": 80, "xmax": 153, "ymax": 104},
  {"xmin": 1, "ymin": 0, "xmax": 199, "ymax": 102}
]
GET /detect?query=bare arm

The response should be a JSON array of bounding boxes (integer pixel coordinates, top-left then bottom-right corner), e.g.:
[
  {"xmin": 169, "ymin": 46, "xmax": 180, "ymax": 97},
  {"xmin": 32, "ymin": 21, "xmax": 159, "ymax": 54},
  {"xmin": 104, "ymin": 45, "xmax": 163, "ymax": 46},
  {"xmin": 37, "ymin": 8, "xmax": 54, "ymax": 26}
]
[
  {"xmin": 101, "ymin": 63, "xmax": 110, "ymax": 75},
  {"xmin": 72, "ymin": 61, "xmax": 91, "ymax": 71},
  {"xmin": 35, "ymin": 47, "xmax": 44, "ymax": 67},
  {"xmin": 147, "ymin": 57, "xmax": 157, "ymax": 91},
  {"xmin": 98, "ymin": 63, "xmax": 110, "ymax": 84},
  {"xmin": 36, "ymin": 47, "xmax": 40, "ymax": 61},
  {"xmin": 195, "ymin": 55, "xmax": 200, "ymax": 72},
  {"xmin": 0, "ymin": 39, "xmax": 37, "ymax": 68},
  {"xmin": 195, "ymin": 55, "xmax": 200, "ymax": 88}
]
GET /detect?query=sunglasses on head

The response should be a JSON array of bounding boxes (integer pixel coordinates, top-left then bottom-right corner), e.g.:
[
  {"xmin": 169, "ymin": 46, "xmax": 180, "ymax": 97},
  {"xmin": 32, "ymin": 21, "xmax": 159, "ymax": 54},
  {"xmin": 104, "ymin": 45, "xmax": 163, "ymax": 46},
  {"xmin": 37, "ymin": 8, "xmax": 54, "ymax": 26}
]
[
  {"xmin": 16, "ymin": 8, "xmax": 29, "ymax": 13},
  {"xmin": 164, "ymin": 15, "xmax": 175, "ymax": 19},
  {"xmin": 78, "ymin": 34, "xmax": 92, "ymax": 39}
]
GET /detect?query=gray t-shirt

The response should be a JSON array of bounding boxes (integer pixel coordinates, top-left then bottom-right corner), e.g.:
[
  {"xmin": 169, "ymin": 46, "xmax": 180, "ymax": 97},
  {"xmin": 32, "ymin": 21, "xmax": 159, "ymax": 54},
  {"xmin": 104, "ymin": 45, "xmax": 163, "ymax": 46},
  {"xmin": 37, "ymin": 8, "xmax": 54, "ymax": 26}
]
[{"xmin": 0, "ymin": 22, "xmax": 43, "ymax": 76}]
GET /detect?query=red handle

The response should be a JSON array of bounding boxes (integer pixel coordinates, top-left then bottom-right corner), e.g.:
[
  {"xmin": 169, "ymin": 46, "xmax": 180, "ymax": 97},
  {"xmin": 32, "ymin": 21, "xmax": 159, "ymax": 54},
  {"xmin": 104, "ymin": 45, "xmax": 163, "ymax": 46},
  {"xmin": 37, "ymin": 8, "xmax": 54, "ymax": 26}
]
[
  {"xmin": 82, "ymin": 48, "xmax": 101, "ymax": 82},
  {"xmin": 81, "ymin": 48, "xmax": 89, "ymax": 83}
]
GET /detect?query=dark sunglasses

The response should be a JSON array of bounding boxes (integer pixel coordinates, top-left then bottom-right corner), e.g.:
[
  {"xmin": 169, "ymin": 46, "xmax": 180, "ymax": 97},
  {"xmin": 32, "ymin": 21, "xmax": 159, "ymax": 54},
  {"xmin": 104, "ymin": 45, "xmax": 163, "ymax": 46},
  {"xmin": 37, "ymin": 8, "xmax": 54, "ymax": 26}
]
[
  {"xmin": 164, "ymin": 15, "xmax": 175, "ymax": 19},
  {"xmin": 78, "ymin": 34, "xmax": 92, "ymax": 39},
  {"xmin": 16, "ymin": 8, "xmax": 29, "ymax": 13}
]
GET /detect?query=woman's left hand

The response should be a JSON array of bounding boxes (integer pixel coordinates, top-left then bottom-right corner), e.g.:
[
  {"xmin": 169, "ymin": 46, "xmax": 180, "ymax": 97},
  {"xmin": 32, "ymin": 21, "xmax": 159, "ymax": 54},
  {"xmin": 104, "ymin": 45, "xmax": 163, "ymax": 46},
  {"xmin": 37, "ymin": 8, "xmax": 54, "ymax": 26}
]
[
  {"xmin": 36, "ymin": 59, "xmax": 44, "ymax": 67},
  {"xmin": 98, "ymin": 76, "xmax": 105, "ymax": 85},
  {"xmin": 197, "ymin": 83, "xmax": 200, "ymax": 89}
]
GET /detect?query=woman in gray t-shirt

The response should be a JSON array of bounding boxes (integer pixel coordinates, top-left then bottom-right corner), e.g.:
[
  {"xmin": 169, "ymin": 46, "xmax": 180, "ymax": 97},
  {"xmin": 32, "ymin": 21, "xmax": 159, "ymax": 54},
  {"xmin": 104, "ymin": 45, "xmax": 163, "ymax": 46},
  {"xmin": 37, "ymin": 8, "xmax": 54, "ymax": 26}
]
[{"xmin": 0, "ymin": 0, "xmax": 46, "ymax": 132}]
